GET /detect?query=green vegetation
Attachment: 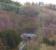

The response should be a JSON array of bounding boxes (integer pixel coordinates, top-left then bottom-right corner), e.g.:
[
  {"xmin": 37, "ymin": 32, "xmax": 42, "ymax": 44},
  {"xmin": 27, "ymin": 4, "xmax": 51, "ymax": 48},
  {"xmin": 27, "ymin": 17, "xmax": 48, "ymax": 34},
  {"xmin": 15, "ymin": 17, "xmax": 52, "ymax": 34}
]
[
  {"xmin": 0, "ymin": 0, "xmax": 56, "ymax": 50},
  {"xmin": 0, "ymin": 30, "xmax": 22, "ymax": 49},
  {"xmin": 0, "ymin": 0, "xmax": 21, "ymax": 13},
  {"xmin": 43, "ymin": 38, "xmax": 56, "ymax": 46},
  {"xmin": 0, "ymin": 0, "xmax": 11, "ymax": 3}
]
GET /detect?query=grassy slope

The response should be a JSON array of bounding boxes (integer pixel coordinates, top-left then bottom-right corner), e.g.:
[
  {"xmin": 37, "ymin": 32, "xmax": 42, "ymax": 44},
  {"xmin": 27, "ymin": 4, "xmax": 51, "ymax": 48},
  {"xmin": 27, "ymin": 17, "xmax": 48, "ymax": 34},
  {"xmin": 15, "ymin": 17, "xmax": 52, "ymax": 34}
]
[{"xmin": 39, "ymin": 6, "xmax": 56, "ymax": 50}]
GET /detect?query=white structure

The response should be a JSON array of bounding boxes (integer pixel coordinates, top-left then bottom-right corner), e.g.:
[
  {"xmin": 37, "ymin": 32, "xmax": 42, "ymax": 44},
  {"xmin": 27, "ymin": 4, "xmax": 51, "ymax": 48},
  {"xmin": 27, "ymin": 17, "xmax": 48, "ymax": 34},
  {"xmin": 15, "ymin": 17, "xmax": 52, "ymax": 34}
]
[
  {"xmin": 21, "ymin": 33, "xmax": 37, "ymax": 40},
  {"xmin": 19, "ymin": 33, "xmax": 37, "ymax": 50}
]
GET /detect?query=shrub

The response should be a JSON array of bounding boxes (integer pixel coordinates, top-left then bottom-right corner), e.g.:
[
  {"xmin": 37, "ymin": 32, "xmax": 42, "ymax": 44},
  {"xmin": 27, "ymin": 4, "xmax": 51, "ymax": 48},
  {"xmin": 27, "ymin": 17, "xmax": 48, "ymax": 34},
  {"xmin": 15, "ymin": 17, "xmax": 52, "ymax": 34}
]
[
  {"xmin": 43, "ymin": 38, "xmax": 56, "ymax": 46},
  {"xmin": 0, "ymin": 30, "xmax": 22, "ymax": 48}
]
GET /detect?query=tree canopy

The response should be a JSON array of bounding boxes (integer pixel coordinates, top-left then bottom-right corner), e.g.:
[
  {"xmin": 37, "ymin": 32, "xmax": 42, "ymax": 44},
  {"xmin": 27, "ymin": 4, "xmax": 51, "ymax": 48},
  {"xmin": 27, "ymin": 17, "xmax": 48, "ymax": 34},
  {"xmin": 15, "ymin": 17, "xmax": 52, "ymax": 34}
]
[{"xmin": 0, "ymin": 0, "xmax": 12, "ymax": 3}]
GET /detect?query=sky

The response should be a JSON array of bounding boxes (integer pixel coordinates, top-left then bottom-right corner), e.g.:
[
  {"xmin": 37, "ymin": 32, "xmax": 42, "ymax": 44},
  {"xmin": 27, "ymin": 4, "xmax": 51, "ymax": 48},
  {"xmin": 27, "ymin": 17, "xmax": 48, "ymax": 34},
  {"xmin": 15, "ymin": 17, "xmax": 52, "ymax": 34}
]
[{"xmin": 12, "ymin": 0, "xmax": 56, "ymax": 4}]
